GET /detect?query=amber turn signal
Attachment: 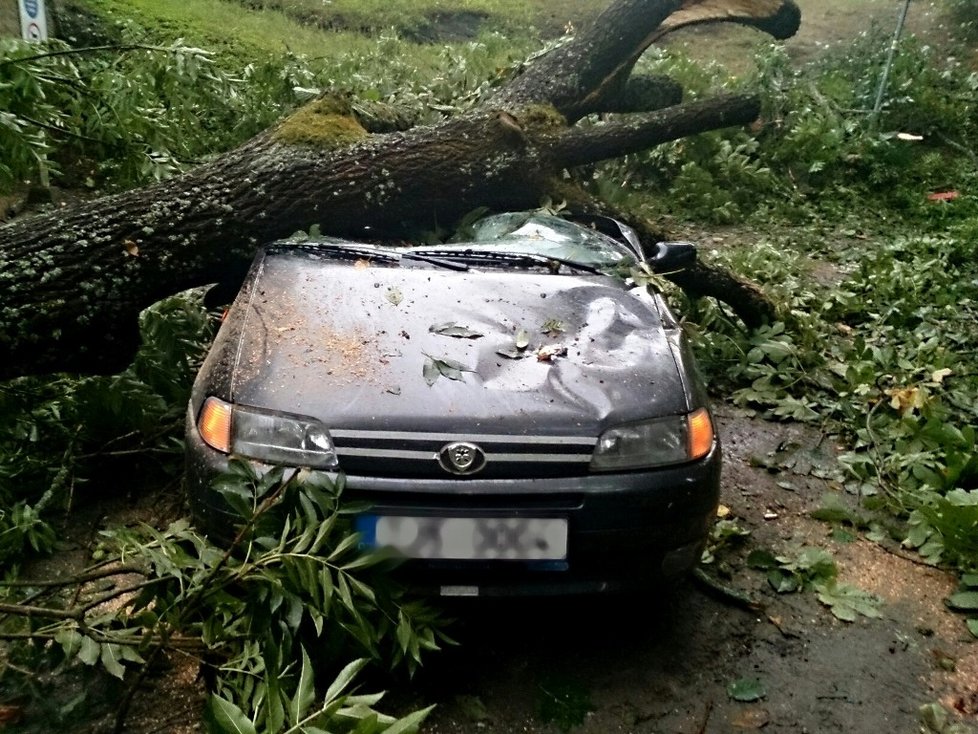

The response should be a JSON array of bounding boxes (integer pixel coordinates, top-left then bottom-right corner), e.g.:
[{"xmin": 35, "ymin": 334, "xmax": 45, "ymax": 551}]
[
  {"xmin": 198, "ymin": 396, "xmax": 232, "ymax": 453},
  {"xmin": 687, "ymin": 408, "xmax": 714, "ymax": 460}
]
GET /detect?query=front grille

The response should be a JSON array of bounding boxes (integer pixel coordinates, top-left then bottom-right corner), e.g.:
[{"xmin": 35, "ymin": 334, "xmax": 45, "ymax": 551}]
[{"xmin": 330, "ymin": 429, "xmax": 597, "ymax": 479}]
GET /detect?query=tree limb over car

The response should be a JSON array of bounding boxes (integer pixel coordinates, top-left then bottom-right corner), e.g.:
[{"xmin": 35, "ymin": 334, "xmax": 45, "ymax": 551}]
[{"xmin": 0, "ymin": 0, "xmax": 800, "ymax": 379}]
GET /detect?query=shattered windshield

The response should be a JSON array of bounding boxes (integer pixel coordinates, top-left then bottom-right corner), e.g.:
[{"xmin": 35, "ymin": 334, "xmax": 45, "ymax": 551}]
[{"xmin": 409, "ymin": 212, "xmax": 637, "ymax": 269}]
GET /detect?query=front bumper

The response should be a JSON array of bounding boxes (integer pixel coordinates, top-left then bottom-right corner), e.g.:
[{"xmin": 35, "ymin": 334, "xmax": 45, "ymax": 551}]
[{"xmin": 185, "ymin": 405, "xmax": 720, "ymax": 596}]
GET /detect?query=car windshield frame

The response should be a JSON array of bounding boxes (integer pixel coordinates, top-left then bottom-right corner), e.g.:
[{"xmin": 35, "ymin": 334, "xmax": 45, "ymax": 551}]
[
  {"xmin": 408, "ymin": 212, "xmax": 641, "ymax": 271},
  {"xmin": 264, "ymin": 213, "xmax": 643, "ymax": 274}
]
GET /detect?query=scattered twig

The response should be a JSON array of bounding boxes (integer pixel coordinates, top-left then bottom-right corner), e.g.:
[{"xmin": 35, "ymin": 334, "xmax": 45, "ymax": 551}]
[
  {"xmin": 0, "ymin": 564, "xmax": 147, "ymax": 587},
  {"xmin": 80, "ymin": 579, "xmax": 164, "ymax": 613},
  {"xmin": 692, "ymin": 567, "xmax": 765, "ymax": 613},
  {"xmin": 0, "ymin": 44, "xmax": 202, "ymax": 70},
  {"xmin": 873, "ymin": 541, "xmax": 943, "ymax": 570},
  {"xmin": 0, "ymin": 601, "xmax": 81, "ymax": 621},
  {"xmin": 695, "ymin": 700, "xmax": 714, "ymax": 734}
]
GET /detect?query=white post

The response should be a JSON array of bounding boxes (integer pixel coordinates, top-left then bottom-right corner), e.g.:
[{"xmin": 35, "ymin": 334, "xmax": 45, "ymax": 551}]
[{"xmin": 871, "ymin": 0, "xmax": 912, "ymax": 127}]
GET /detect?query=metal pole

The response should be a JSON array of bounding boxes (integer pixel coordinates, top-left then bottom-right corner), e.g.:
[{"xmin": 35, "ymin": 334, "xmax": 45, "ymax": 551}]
[{"xmin": 871, "ymin": 0, "xmax": 912, "ymax": 126}]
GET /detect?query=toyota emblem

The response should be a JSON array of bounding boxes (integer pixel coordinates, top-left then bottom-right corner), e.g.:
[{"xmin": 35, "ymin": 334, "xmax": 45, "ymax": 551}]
[{"xmin": 437, "ymin": 442, "xmax": 486, "ymax": 475}]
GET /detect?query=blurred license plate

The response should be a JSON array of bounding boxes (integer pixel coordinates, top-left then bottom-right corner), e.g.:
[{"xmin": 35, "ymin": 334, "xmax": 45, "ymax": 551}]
[{"xmin": 356, "ymin": 515, "xmax": 568, "ymax": 561}]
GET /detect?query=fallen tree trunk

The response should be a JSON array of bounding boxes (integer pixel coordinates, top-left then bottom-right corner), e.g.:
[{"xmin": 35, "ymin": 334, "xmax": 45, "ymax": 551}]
[{"xmin": 0, "ymin": 0, "xmax": 800, "ymax": 379}]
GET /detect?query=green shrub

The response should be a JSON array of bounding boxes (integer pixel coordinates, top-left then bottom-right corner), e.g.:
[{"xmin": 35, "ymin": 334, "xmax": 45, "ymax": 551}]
[
  {"xmin": 946, "ymin": 0, "xmax": 978, "ymax": 40},
  {"xmin": 0, "ymin": 291, "xmax": 215, "ymax": 565}
]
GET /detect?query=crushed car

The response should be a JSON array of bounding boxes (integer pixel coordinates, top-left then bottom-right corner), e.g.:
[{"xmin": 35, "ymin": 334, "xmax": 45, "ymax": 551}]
[{"xmin": 185, "ymin": 211, "xmax": 720, "ymax": 596}]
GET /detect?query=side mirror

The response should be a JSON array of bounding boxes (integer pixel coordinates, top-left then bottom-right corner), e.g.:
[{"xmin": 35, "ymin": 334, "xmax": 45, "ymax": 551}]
[{"xmin": 648, "ymin": 241, "xmax": 696, "ymax": 272}]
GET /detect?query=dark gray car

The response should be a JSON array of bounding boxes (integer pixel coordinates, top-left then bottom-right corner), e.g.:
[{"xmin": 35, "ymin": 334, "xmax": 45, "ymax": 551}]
[{"xmin": 185, "ymin": 212, "xmax": 720, "ymax": 596}]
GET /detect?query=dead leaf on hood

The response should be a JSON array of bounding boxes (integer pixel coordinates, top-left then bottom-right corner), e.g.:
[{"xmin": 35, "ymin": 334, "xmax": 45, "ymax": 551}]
[
  {"xmin": 423, "ymin": 353, "xmax": 474, "ymax": 386},
  {"xmin": 496, "ymin": 347, "xmax": 527, "ymax": 360},
  {"xmin": 386, "ymin": 287, "xmax": 403, "ymax": 306},
  {"xmin": 536, "ymin": 344, "xmax": 567, "ymax": 362},
  {"xmin": 541, "ymin": 318, "xmax": 565, "ymax": 337},
  {"xmin": 430, "ymin": 322, "xmax": 484, "ymax": 339},
  {"xmin": 515, "ymin": 328, "xmax": 530, "ymax": 350}
]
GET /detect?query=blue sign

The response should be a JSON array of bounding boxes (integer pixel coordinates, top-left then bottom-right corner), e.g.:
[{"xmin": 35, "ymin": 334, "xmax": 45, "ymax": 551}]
[{"xmin": 23, "ymin": 0, "xmax": 39, "ymax": 19}]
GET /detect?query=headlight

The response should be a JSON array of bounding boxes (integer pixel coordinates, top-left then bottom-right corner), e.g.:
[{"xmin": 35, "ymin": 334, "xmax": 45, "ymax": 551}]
[
  {"xmin": 590, "ymin": 408, "xmax": 715, "ymax": 471},
  {"xmin": 197, "ymin": 396, "xmax": 338, "ymax": 469}
]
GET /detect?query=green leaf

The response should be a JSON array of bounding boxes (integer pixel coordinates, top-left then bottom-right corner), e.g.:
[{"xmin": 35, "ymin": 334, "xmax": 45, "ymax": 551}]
[
  {"xmin": 966, "ymin": 619, "xmax": 978, "ymax": 638},
  {"xmin": 815, "ymin": 581, "xmax": 882, "ymax": 621},
  {"xmin": 746, "ymin": 548, "xmax": 778, "ymax": 569},
  {"xmin": 422, "ymin": 354, "xmax": 473, "ymax": 385},
  {"xmin": 327, "ymin": 530, "xmax": 362, "ymax": 562},
  {"xmin": 265, "ymin": 668, "xmax": 286, "ymax": 732},
  {"xmin": 727, "ymin": 677, "xmax": 766, "ymax": 702},
  {"xmin": 290, "ymin": 647, "xmax": 316, "ymax": 723},
  {"xmin": 961, "ymin": 574, "xmax": 978, "ymax": 588},
  {"xmin": 324, "ymin": 658, "xmax": 369, "ymax": 706},
  {"xmin": 55, "ymin": 628, "xmax": 82, "ymax": 658},
  {"xmin": 918, "ymin": 702, "xmax": 948, "ymax": 733},
  {"xmin": 78, "ymin": 636, "xmax": 100, "ymax": 665},
  {"xmin": 205, "ymin": 695, "xmax": 258, "ymax": 734},
  {"xmin": 379, "ymin": 705, "xmax": 435, "ymax": 734},
  {"xmin": 947, "ymin": 591, "xmax": 978, "ymax": 611},
  {"xmin": 99, "ymin": 643, "xmax": 126, "ymax": 679},
  {"xmin": 396, "ymin": 611, "xmax": 413, "ymax": 654},
  {"xmin": 768, "ymin": 569, "xmax": 799, "ymax": 594}
]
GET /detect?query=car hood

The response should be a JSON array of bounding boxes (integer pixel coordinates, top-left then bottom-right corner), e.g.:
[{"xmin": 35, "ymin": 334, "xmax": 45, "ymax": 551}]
[{"xmin": 206, "ymin": 250, "xmax": 690, "ymax": 436}]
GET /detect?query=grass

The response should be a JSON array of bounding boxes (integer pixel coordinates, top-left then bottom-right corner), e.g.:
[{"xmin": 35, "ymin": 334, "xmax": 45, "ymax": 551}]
[
  {"xmin": 88, "ymin": 0, "xmax": 436, "ymax": 60},
  {"xmin": 86, "ymin": 0, "xmax": 607, "ymax": 67},
  {"xmin": 220, "ymin": 0, "xmax": 607, "ymax": 37}
]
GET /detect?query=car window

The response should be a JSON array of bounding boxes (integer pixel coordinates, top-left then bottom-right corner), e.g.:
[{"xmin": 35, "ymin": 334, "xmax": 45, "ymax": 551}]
[{"xmin": 432, "ymin": 213, "xmax": 637, "ymax": 268}]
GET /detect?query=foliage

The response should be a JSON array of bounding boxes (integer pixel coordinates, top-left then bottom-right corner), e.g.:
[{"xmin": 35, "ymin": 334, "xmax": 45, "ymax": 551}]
[
  {"xmin": 699, "ymin": 515, "xmax": 750, "ymax": 566},
  {"xmin": 919, "ymin": 701, "xmax": 976, "ymax": 734},
  {"xmin": 675, "ymin": 219, "xmax": 978, "ymax": 628},
  {"xmin": 727, "ymin": 677, "xmax": 766, "ymax": 703},
  {"xmin": 746, "ymin": 546, "xmax": 882, "ymax": 621},
  {"xmin": 946, "ymin": 0, "xmax": 978, "ymax": 41},
  {"xmin": 945, "ymin": 573, "xmax": 978, "ymax": 639},
  {"xmin": 592, "ymin": 31, "xmax": 978, "ymax": 225},
  {"xmin": 0, "ymin": 291, "xmax": 214, "ymax": 567},
  {"xmin": 0, "ymin": 39, "xmax": 251, "ymax": 191},
  {"xmin": 0, "ymin": 14, "xmax": 536, "ymax": 194},
  {"xmin": 0, "ymin": 464, "xmax": 446, "ymax": 731}
]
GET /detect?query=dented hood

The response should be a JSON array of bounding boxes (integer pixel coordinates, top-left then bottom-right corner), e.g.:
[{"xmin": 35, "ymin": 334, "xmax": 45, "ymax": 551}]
[{"xmin": 201, "ymin": 248, "xmax": 691, "ymax": 437}]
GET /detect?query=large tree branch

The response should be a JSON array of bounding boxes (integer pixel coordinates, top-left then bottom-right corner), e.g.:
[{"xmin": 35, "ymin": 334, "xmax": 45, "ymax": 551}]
[
  {"xmin": 0, "ymin": 0, "xmax": 800, "ymax": 379},
  {"xmin": 551, "ymin": 93, "xmax": 761, "ymax": 167},
  {"xmin": 491, "ymin": 0, "xmax": 799, "ymax": 121}
]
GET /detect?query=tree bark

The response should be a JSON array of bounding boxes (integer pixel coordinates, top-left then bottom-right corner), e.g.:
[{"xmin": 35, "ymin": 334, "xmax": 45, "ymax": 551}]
[{"xmin": 0, "ymin": 0, "xmax": 800, "ymax": 379}]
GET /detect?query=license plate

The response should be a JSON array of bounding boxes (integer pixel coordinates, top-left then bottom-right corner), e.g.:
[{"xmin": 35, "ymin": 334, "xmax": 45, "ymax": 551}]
[{"xmin": 356, "ymin": 515, "xmax": 568, "ymax": 561}]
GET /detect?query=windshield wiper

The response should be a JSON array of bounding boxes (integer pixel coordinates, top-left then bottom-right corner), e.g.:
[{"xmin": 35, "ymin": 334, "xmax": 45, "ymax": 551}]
[
  {"xmin": 399, "ymin": 251, "xmax": 470, "ymax": 271},
  {"xmin": 408, "ymin": 249, "xmax": 605, "ymax": 275}
]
